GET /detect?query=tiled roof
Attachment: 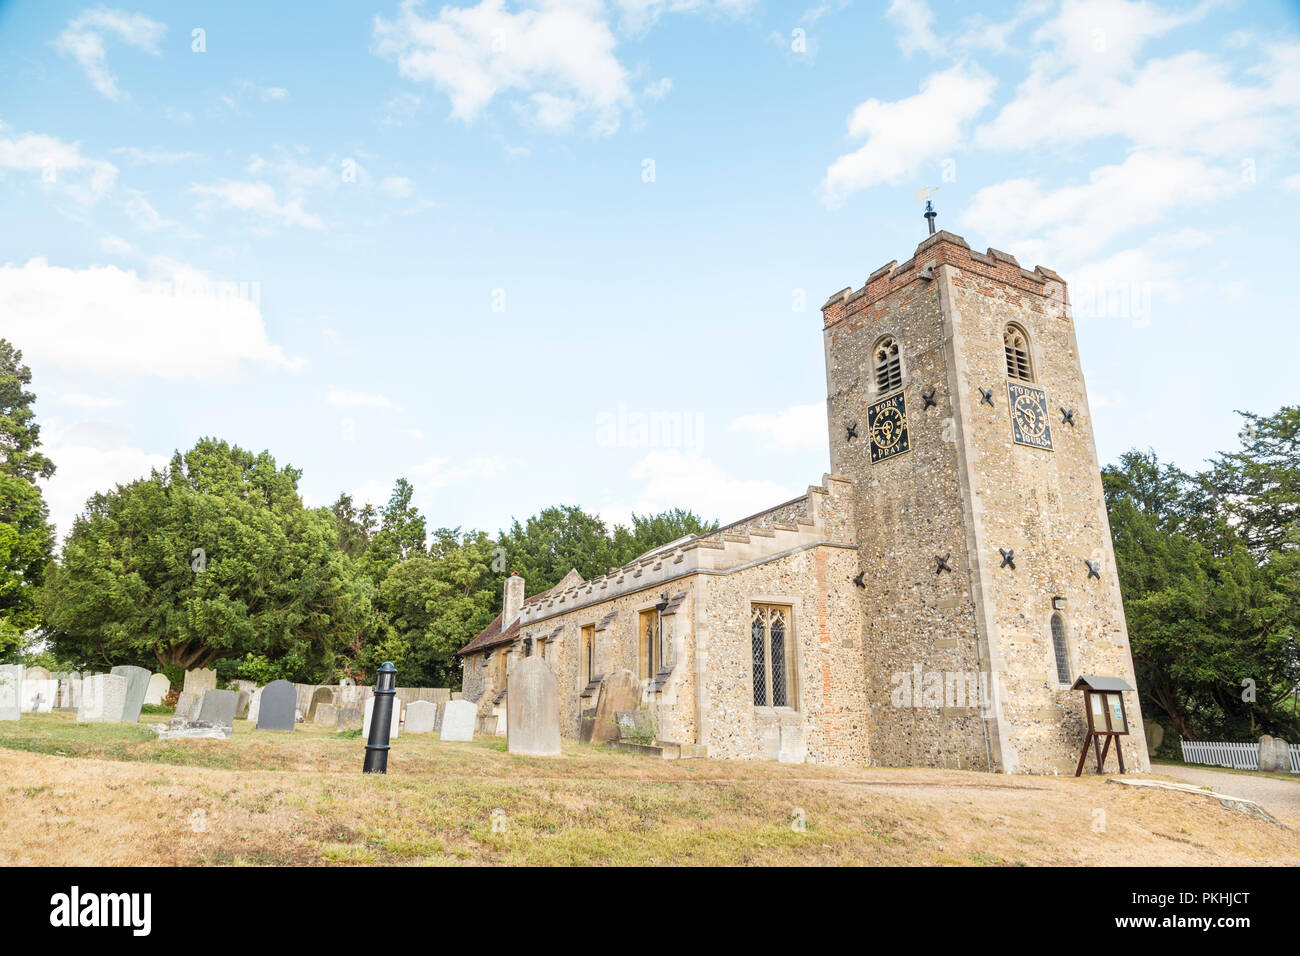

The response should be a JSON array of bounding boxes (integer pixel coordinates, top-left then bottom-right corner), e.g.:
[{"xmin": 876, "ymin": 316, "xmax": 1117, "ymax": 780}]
[{"xmin": 457, "ymin": 576, "xmax": 573, "ymax": 657}]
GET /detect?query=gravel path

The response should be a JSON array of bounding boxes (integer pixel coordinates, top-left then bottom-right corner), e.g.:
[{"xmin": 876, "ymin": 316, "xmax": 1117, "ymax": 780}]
[{"xmin": 1151, "ymin": 764, "xmax": 1300, "ymax": 815}]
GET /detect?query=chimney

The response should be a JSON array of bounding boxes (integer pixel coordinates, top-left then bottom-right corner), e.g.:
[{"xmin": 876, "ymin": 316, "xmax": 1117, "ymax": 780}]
[{"xmin": 503, "ymin": 573, "xmax": 525, "ymax": 626}]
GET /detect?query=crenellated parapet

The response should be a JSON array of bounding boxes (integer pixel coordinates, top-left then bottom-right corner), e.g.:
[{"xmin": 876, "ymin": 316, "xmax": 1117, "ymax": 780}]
[{"xmin": 821, "ymin": 230, "xmax": 1068, "ymax": 331}]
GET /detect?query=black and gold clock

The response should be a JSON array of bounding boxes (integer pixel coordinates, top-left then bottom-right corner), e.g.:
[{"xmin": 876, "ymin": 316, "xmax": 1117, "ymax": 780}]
[
  {"xmin": 1008, "ymin": 382, "xmax": 1053, "ymax": 450},
  {"xmin": 867, "ymin": 393, "xmax": 910, "ymax": 462}
]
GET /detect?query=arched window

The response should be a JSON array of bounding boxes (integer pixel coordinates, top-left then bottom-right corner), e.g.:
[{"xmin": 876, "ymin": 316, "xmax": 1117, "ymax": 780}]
[
  {"xmin": 873, "ymin": 336, "xmax": 903, "ymax": 393},
  {"xmin": 1050, "ymin": 614, "xmax": 1070, "ymax": 684},
  {"xmin": 1004, "ymin": 324, "xmax": 1033, "ymax": 381}
]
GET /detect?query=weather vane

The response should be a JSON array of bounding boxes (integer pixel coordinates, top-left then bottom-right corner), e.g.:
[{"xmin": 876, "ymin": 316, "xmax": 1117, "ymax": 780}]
[{"xmin": 916, "ymin": 186, "xmax": 939, "ymax": 235}]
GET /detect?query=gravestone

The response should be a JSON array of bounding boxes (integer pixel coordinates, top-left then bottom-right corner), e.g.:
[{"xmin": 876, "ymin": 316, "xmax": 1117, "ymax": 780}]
[
  {"xmin": 182, "ymin": 667, "xmax": 217, "ymax": 697},
  {"xmin": 314, "ymin": 704, "xmax": 337, "ymax": 726},
  {"xmin": 1258, "ymin": 735, "xmax": 1292, "ymax": 773},
  {"xmin": 144, "ymin": 673, "xmax": 170, "ymax": 706},
  {"xmin": 0, "ymin": 665, "xmax": 22, "ymax": 721},
  {"xmin": 440, "ymin": 699, "xmax": 475, "ymax": 742},
  {"xmin": 615, "ymin": 709, "xmax": 652, "ymax": 740},
  {"xmin": 173, "ymin": 691, "xmax": 201, "ymax": 722},
  {"xmin": 151, "ymin": 720, "xmax": 231, "ymax": 740},
  {"xmin": 336, "ymin": 706, "xmax": 362, "ymax": 732},
  {"xmin": 229, "ymin": 679, "xmax": 257, "ymax": 694},
  {"xmin": 110, "ymin": 665, "xmax": 151, "ymax": 723},
  {"xmin": 58, "ymin": 673, "xmax": 82, "ymax": 711},
  {"xmin": 404, "ymin": 700, "xmax": 438, "ymax": 734},
  {"xmin": 307, "ymin": 687, "xmax": 334, "ymax": 722},
  {"xmin": 246, "ymin": 688, "xmax": 262, "ymax": 724},
  {"xmin": 363, "ymin": 697, "xmax": 400, "ymax": 741},
  {"xmin": 1142, "ymin": 719, "xmax": 1164, "ymax": 756},
  {"xmin": 256, "ymin": 680, "xmax": 296, "ymax": 731},
  {"xmin": 582, "ymin": 669, "xmax": 639, "ymax": 745},
  {"xmin": 78, "ymin": 674, "xmax": 128, "ymax": 723},
  {"xmin": 507, "ymin": 656, "xmax": 561, "ymax": 756},
  {"xmin": 197, "ymin": 689, "xmax": 238, "ymax": 729},
  {"xmin": 21, "ymin": 679, "xmax": 58, "ymax": 714},
  {"xmin": 234, "ymin": 691, "xmax": 251, "ymax": 720},
  {"xmin": 777, "ymin": 724, "xmax": 807, "ymax": 764},
  {"xmin": 24, "ymin": 665, "xmax": 52, "ymax": 682}
]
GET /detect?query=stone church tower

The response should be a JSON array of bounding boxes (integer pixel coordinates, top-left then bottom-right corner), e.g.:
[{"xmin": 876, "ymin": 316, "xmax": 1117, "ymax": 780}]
[{"xmin": 821, "ymin": 227, "xmax": 1149, "ymax": 775}]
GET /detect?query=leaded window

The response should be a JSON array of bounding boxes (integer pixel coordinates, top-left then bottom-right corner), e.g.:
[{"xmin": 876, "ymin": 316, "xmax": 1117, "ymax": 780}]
[
  {"xmin": 1004, "ymin": 324, "xmax": 1033, "ymax": 381},
  {"xmin": 1051, "ymin": 614, "xmax": 1070, "ymax": 684},
  {"xmin": 751, "ymin": 604, "xmax": 794, "ymax": 708},
  {"xmin": 874, "ymin": 336, "xmax": 903, "ymax": 393}
]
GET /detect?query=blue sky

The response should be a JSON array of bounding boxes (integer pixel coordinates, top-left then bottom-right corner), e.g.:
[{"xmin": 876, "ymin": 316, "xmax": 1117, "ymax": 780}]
[{"xmin": 2, "ymin": 0, "xmax": 1298, "ymax": 541}]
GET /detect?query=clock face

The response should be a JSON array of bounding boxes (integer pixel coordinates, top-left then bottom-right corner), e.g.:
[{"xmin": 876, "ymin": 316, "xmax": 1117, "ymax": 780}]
[
  {"xmin": 1008, "ymin": 382, "xmax": 1053, "ymax": 450},
  {"xmin": 867, "ymin": 393, "xmax": 910, "ymax": 462}
]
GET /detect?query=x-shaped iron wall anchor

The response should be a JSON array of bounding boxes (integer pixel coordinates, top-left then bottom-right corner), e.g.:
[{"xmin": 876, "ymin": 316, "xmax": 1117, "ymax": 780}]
[
  {"xmin": 846, "ymin": 422, "xmax": 858, "ymax": 441},
  {"xmin": 1061, "ymin": 407, "xmax": 1076, "ymax": 426},
  {"xmin": 921, "ymin": 387, "xmax": 938, "ymax": 410},
  {"xmin": 999, "ymin": 548, "xmax": 1015, "ymax": 569},
  {"xmin": 979, "ymin": 387, "xmax": 995, "ymax": 407},
  {"xmin": 851, "ymin": 571, "xmax": 866, "ymax": 588},
  {"xmin": 1085, "ymin": 559, "xmax": 1101, "ymax": 580},
  {"xmin": 934, "ymin": 553, "xmax": 952, "ymax": 574}
]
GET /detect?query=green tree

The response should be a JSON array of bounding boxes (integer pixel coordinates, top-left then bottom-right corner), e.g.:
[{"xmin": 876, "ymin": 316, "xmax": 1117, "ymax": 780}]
[
  {"xmin": 331, "ymin": 492, "xmax": 377, "ymax": 559},
  {"xmin": 0, "ymin": 339, "xmax": 56, "ymax": 658},
  {"xmin": 362, "ymin": 478, "xmax": 427, "ymax": 584},
  {"xmin": 43, "ymin": 438, "xmax": 366, "ymax": 679},
  {"xmin": 610, "ymin": 508, "xmax": 717, "ymax": 566}
]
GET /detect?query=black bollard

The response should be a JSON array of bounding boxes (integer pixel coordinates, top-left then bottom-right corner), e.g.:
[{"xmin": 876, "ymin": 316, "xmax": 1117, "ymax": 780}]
[{"xmin": 362, "ymin": 661, "xmax": 397, "ymax": 774}]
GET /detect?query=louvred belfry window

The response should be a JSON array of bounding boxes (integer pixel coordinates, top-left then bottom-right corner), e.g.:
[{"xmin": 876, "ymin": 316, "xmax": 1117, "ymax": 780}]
[
  {"xmin": 874, "ymin": 336, "xmax": 903, "ymax": 392},
  {"xmin": 751, "ymin": 604, "xmax": 795, "ymax": 708},
  {"xmin": 1004, "ymin": 325, "xmax": 1033, "ymax": 382},
  {"xmin": 1051, "ymin": 614, "xmax": 1070, "ymax": 685}
]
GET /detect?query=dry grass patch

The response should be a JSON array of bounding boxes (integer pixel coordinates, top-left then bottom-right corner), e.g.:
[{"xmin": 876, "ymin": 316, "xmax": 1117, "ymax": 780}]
[{"xmin": 1, "ymin": 713, "xmax": 1296, "ymax": 866}]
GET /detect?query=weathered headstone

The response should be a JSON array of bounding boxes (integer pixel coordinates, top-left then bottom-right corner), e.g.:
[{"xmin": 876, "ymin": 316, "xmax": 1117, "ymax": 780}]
[
  {"xmin": 144, "ymin": 673, "xmax": 170, "ymax": 706},
  {"xmin": 24, "ymin": 665, "xmax": 52, "ymax": 682},
  {"xmin": 77, "ymin": 674, "xmax": 128, "ymax": 723},
  {"xmin": 173, "ymin": 691, "xmax": 201, "ymax": 721},
  {"xmin": 1142, "ymin": 719, "xmax": 1164, "ymax": 756},
  {"xmin": 151, "ymin": 720, "xmax": 231, "ymax": 740},
  {"xmin": 256, "ymin": 680, "xmax": 296, "ymax": 731},
  {"xmin": 246, "ymin": 687, "xmax": 262, "ymax": 724},
  {"xmin": 615, "ymin": 709, "xmax": 652, "ymax": 740},
  {"xmin": 110, "ymin": 665, "xmax": 151, "ymax": 723},
  {"xmin": 363, "ymin": 697, "xmax": 400, "ymax": 741},
  {"xmin": 58, "ymin": 673, "xmax": 82, "ymax": 711},
  {"xmin": 506, "ymin": 656, "xmax": 561, "ymax": 756},
  {"xmin": 404, "ymin": 700, "xmax": 438, "ymax": 734},
  {"xmin": 21, "ymin": 679, "xmax": 58, "ymax": 714},
  {"xmin": 197, "ymin": 689, "xmax": 238, "ymax": 729},
  {"xmin": 0, "ymin": 665, "xmax": 22, "ymax": 721},
  {"xmin": 182, "ymin": 667, "xmax": 217, "ymax": 697},
  {"xmin": 1259, "ymin": 735, "xmax": 1292, "ymax": 773},
  {"xmin": 777, "ymin": 724, "xmax": 807, "ymax": 764},
  {"xmin": 582, "ymin": 668, "xmax": 639, "ymax": 745},
  {"xmin": 306, "ymin": 687, "xmax": 334, "ymax": 722},
  {"xmin": 335, "ymin": 706, "xmax": 362, "ymax": 732},
  {"xmin": 229, "ymin": 679, "xmax": 257, "ymax": 695},
  {"xmin": 234, "ymin": 691, "xmax": 251, "ymax": 720},
  {"xmin": 440, "ymin": 699, "xmax": 476, "ymax": 742},
  {"xmin": 315, "ymin": 704, "xmax": 337, "ymax": 726}
]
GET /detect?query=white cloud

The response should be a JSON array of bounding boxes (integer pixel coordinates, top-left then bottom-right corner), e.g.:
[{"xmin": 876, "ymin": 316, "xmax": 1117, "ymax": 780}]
[
  {"xmin": 821, "ymin": 63, "xmax": 995, "ymax": 204},
  {"xmin": 886, "ymin": 0, "xmax": 941, "ymax": 57},
  {"xmin": 111, "ymin": 146, "xmax": 200, "ymax": 165},
  {"xmin": 409, "ymin": 455, "xmax": 506, "ymax": 491},
  {"xmin": 327, "ymin": 389, "xmax": 402, "ymax": 411},
  {"xmin": 613, "ymin": 0, "xmax": 756, "ymax": 37},
  {"xmin": 961, "ymin": 150, "xmax": 1240, "ymax": 259},
  {"xmin": 603, "ymin": 449, "xmax": 793, "ymax": 527},
  {"xmin": 1286, "ymin": 173, "xmax": 1300, "ymax": 191},
  {"xmin": 99, "ymin": 234, "xmax": 133, "ymax": 256},
  {"xmin": 642, "ymin": 77, "xmax": 672, "ymax": 101},
  {"xmin": 372, "ymin": 0, "xmax": 633, "ymax": 134},
  {"xmin": 60, "ymin": 393, "xmax": 124, "ymax": 409},
  {"xmin": 55, "ymin": 7, "xmax": 167, "ymax": 101},
  {"xmin": 40, "ymin": 421, "xmax": 169, "ymax": 541},
  {"xmin": 731, "ymin": 403, "xmax": 829, "ymax": 452},
  {"xmin": 124, "ymin": 189, "xmax": 181, "ymax": 232},
  {"xmin": 0, "ymin": 129, "xmax": 118, "ymax": 205},
  {"xmin": 0, "ymin": 257, "xmax": 301, "ymax": 381},
  {"xmin": 379, "ymin": 175, "xmax": 414, "ymax": 198},
  {"xmin": 190, "ymin": 179, "xmax": 324, "ymax": 230}
]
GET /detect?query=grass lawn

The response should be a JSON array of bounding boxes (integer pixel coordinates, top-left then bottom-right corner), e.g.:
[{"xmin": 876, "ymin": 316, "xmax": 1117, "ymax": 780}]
[{"xmin": 1, "ymin": 712, "xmax": 1297, "ymax": 866}]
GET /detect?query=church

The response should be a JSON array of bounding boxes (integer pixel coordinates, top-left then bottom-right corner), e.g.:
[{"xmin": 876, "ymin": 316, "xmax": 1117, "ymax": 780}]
[{"xmin": 459, "ymin": 223, "xmax": 1149, "ymax": 775}]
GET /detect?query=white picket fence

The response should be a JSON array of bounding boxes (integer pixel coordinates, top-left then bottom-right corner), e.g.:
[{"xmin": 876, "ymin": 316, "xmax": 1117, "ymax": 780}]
[{"xmin": 1179, "ymin": 739, "xmax": 1300, "ymax": 773}]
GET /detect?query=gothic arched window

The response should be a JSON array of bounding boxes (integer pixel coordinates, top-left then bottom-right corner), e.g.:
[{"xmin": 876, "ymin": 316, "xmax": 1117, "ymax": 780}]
[
  {"xmin": 1051, "ymin": 614, "xmax": 1070, "ymax": 685},
  {"xmin": 1004, "ymin": 324, "xmax": 1033, "ymax": 381},
  {"xmin": 873, "ymin": 336, "xmax": 903, "ymax": 393}
]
